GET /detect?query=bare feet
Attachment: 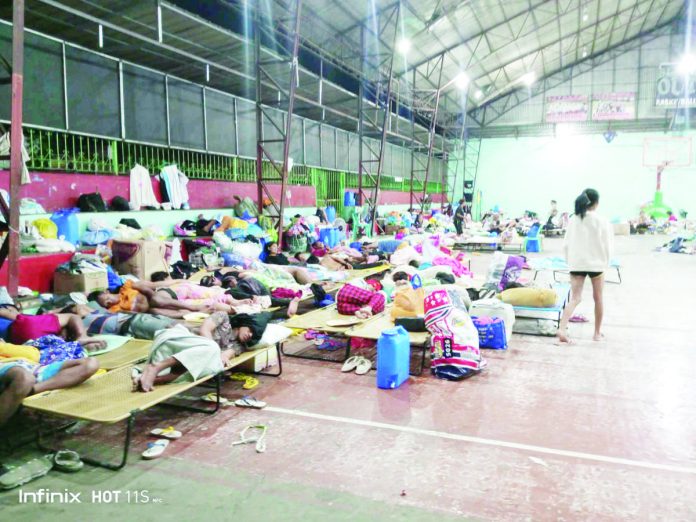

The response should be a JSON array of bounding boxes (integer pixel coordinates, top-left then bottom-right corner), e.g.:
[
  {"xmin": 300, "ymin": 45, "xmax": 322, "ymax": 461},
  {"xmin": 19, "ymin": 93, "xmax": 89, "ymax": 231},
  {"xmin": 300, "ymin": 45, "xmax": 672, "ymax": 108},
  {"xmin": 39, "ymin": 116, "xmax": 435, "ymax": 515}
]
[
  {"xmin": 79, "ymin": 338, "xmax": 107, "ymax": 351},
  {"xmin": 286, "ymin": 297, "xmax": 301, "ymax": 318},
  {"xmin": 593, "ymin": 333, "xmax": 605, "ymax": 342},
  {"xmin": 138, "ymin": 364, "xmax": 159, "ymax": 392},
  {"xmin": 557, "ymin": 330, "xmax": 573, "ymax": 344}
]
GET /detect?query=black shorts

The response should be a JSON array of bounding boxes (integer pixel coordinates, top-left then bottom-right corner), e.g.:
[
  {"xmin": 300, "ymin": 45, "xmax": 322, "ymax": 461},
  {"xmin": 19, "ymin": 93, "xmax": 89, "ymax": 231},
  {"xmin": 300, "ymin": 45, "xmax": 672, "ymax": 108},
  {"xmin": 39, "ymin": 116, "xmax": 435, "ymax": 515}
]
[{"xmin": 570, "ymin": 271, "xmax": 603, "ymax": 279}]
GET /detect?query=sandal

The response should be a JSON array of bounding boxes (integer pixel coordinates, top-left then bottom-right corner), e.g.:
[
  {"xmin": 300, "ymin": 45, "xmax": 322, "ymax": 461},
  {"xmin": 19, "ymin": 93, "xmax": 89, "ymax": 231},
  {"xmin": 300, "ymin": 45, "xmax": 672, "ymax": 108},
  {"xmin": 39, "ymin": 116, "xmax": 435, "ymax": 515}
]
[
  {"xmin": 355, "ymin": 357, "xmax": 372, "ymax": 375},
  {"xmin": 234, "ymin": 396, "xmax": 267, "ymax": 409},
  {"xmin": 341, "ymin": 355, "xmax": 361, "ymax": 372},
  {"xmin": 569, "ymin": 314, "xmax": 589, "ymax": 323},
  {"xmin": 231, "ymin": 425, "xmax": 267, "ymax": 453},
  {"xmin": 142, "ymin": 439, "xmax": 169, "ymax": 460},
  {"xmin": 53, "ymin": 450, "xmax": 83, "ymax": 472},
  {"xmin": 230, "ymin": 373, "xmax": 260, "ymax": 390},
  {"xmin": 201, "ymin": 393, "xmax": 234, "ymax": 406},
  {"xmin": 0, "ymin": 457, "xmax": 53, "ymax": 489},
  {"xmin": 150, "ymin": 426, "xmax": 182, "ymax": 439}
]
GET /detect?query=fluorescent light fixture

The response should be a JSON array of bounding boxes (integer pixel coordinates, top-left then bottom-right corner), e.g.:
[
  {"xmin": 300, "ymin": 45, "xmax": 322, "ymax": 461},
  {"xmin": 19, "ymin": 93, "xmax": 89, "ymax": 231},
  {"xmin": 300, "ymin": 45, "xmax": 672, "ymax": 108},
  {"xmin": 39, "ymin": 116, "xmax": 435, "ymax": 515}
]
[
  {"xmin": 582, "ymin": 47, "xmax": 588, "ymax": 58},
  {"xmin": 206, "ymin": 64, "xmax": 210, "ymax": 82},
  {"xmin": 454, "ymin": 71, "xmax": 469, "ymax": 89},
  {"xmin": 583, "ymin": 13, "xmax": 588, "ymax": 21},
  {"xmin": 474, "ymin": 89, "xmax": 483, "ymax": 99},
  {"xmin": 428, "ymin": 15, "xmax": 447, "ymax": 33},
  {"xmin": 677, "ymin": 53, "xmax": 696, "ymax": 74},
  {"xmin": 98, "ymin": 24, "xmax": 103, "ymax": 48},
  {"xmin": 520, "ymin": 72, "xmax": 536, "ymax": 86},
  {"xmin": 396, "ymin": 38, "xmax": 411, "ymax": 55}
]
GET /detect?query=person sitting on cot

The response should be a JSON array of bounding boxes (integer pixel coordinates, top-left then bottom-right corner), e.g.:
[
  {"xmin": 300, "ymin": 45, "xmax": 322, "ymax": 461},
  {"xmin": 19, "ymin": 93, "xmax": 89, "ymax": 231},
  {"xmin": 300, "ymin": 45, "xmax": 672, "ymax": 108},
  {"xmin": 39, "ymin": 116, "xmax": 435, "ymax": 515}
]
[
  {"xmin": 0, "ymin": 350, "xmax": 99, "ymax": 426},
  {"xmin": 336, "ymin": 282, "xmax": 386, "ymax": 319},
  {"xmin": 0, "ymin": 304, "xmax": 106, "ymax": 351}
]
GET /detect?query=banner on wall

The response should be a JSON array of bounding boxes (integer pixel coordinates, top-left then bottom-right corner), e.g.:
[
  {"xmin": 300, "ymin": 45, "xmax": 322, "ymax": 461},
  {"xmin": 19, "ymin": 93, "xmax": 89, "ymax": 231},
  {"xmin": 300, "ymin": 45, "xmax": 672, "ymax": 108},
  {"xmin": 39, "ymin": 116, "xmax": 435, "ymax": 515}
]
[
  {"xmin": 545, "ymin": 95, "xmax": 589, "ymax": 122},
  {"xmin": 591, "ymin": 92, "xmax": 636, "ymax": 120},
  {"xmin": 655, "ymin": 72, "xmax": 696, "ymax": 108}
]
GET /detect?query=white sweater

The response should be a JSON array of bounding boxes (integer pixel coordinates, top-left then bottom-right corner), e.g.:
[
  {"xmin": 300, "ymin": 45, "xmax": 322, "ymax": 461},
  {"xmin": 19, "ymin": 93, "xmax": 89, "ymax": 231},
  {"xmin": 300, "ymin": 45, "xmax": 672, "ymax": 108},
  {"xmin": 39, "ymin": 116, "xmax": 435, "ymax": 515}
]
[{"xmin": 563, "ymin": 211, "xmax": 613, "ymax": 272}]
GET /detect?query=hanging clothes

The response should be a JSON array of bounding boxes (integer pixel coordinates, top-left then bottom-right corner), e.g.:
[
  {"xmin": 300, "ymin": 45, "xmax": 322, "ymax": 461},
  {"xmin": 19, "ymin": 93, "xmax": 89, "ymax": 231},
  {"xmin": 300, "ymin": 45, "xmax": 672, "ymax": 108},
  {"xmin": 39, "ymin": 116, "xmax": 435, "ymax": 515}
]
[
  {"xmin": 0, "ymin": 132, "xmax": 32, "ymax": 185},
  {"xmin": 159, "ymin": 165, "xmax": 190, "ymax": 210},
  {"xmin": 129, "ymin": 164, "xmax": 160, "ymax": 210}
]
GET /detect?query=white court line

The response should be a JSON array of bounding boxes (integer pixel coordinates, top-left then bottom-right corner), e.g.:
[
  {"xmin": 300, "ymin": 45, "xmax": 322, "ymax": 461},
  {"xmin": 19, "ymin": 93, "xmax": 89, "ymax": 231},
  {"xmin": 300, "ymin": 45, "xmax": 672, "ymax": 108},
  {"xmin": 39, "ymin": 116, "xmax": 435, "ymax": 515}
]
[{"xmin": 265, "ymin": 406, "xmax": 696, "ymax": 475}]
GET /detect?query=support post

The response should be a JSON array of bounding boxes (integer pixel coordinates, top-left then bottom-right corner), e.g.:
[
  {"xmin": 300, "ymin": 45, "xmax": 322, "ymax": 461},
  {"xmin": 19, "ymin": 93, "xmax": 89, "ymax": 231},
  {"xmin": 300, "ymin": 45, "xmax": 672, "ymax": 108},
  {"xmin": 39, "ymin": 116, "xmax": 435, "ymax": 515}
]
[
  {"xmin": 255, "ymin": 0, "xmax": 303, "ymax": 245},
  {"xmin": 0, "ymin": 0, "xmax": 25, "ymax": 296}
]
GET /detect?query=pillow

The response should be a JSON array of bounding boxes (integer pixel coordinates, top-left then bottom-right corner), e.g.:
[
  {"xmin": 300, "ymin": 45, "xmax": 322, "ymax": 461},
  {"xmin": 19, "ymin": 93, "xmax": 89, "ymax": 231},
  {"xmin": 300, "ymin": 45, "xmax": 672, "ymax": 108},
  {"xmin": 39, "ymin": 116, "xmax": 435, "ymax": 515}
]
[
  {"xmin": 251, "ymin": 323, "xmax": 293, "ymax": 348},
  {"xmin": 499, "ymin": 287, "xmax": 556, "ymax": 308}
]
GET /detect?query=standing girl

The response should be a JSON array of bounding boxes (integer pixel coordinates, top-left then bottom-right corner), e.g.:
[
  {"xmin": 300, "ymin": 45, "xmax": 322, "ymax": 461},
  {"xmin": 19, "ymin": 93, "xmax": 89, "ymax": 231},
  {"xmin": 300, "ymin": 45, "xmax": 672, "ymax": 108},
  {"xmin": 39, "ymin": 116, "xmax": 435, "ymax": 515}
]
[{"xmin": 558, "ymin": 189, "xmax": 613, "ymax": 343}]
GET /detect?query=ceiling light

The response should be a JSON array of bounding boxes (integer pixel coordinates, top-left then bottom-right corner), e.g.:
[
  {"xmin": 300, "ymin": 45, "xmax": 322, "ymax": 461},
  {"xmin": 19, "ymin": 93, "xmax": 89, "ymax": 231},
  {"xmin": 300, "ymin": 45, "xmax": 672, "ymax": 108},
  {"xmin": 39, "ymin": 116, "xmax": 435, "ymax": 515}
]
[
  {"xmin": 396, "ymin": 38, "xmax": 411, "ymax": 55},
  {"xmin": 677, "ymin": 53, "xmax": 696, "ymax": 74},
  {"xmin": 474, "ymin": 89, "xmax": 483, "ymax": 99},
  {"xmin": 520, "ymin": 72, "xmax": 536, "ymax": 86},
  {"xmin": 582, "ymin": 47, "xmax": 588, "ymax": 58},
  {"xmin": 583, "ymin": 13, "xmax": 588, "ymax": 22},
  {"xmin": 454, "ymin": 71, "xmax": 469, "ymax": 89}
]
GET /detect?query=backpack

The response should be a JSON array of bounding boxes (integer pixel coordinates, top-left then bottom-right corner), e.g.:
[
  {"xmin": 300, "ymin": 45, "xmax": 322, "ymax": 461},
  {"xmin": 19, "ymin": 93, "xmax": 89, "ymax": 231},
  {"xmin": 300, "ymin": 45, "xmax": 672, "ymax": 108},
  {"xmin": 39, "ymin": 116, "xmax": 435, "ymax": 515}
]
[
  {"xmin": 77, "ymin": 193, "xmax": 107, "ymax": 213},
  {"xmin": 111, "ymin": 196, "xmax": 130, "ymax": 211}
]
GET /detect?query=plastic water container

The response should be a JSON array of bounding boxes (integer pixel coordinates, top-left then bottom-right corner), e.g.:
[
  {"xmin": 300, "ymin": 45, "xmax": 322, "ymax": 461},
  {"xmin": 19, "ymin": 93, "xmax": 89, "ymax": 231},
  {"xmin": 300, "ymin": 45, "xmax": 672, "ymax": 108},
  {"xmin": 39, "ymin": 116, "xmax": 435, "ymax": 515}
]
[
  {"xmin": 325, "ymin": 206, "xmax": 336, "ymax": 223},
  {"xmin": 344, "ymin": 191, "xmax": 356, "ymax": 207},
  {"xmin": 50, "ymin": 208, "xmax": 80, "ymax": 245},
  {"xmin": 376, "ymin": 326, "xmax": 410, "ymax": 389}
]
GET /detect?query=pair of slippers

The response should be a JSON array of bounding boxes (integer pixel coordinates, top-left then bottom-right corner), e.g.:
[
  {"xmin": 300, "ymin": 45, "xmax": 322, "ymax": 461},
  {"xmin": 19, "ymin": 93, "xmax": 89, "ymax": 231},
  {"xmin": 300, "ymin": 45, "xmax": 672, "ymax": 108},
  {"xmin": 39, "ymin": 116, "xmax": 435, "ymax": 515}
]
[
  {"xmin": 232, "ymin": 425, "xmax": 267, "ymax": 453},
  {"xmin": 0, "ymin": 450, "xmax": 84, "ymax": 490},
  {"xmin": 142, "ymin": 426, "xmax": 183, "ymax": 459},
  {"xmin": 341, "ymin": 356, "xmax": 372, "ymax": 375},
  {"xmin": 202, "ymin": 393, "xmax": 267, "ymax": 409}
]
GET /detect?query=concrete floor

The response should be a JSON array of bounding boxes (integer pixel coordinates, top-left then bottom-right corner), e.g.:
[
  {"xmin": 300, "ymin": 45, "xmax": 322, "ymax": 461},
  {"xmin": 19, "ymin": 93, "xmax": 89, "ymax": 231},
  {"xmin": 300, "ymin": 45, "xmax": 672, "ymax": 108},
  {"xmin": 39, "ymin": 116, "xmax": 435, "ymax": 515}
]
[{"xmin": 2, "ymin": 235, "xmax": 695, "ymax": 521}]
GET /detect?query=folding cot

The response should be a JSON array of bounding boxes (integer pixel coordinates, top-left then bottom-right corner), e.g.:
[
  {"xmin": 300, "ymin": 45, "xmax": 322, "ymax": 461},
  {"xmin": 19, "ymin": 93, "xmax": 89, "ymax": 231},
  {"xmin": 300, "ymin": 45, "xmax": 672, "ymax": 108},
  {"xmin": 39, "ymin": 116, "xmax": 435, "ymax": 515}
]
[
  {"xmin": 22, "ymin": 342, "xmax": 284, "ymax": 470},
  {"xmin": 511, "ymin": 283, "xmax": 571, "ymax": 332}
]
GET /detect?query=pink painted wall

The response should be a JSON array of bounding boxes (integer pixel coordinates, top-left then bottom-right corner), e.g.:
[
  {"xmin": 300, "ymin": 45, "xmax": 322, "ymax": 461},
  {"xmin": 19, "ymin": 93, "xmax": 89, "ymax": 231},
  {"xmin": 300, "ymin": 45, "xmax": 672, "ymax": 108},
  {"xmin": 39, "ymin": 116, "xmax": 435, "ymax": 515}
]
[{"xmin": 0, "ymin": 170, "xmax": 317, "ymax": 212}]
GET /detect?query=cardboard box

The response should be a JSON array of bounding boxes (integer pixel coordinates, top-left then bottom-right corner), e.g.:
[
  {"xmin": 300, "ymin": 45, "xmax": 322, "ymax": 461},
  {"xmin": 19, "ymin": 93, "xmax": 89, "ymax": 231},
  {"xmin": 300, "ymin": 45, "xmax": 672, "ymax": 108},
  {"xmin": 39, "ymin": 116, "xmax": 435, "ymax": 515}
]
[
  {"xmin": 54, "ymin": 271, "xmax": 108, "ymax": 295},
  {"xmin": 238, "ymin": 347, "xmax": 279, "ymax": 373},
  {"xmin": 613, "ymin": 223, "xmax": 630, "ymax": 236},
  {"xmin": 111, "ymin": 240, "xmax": 169, "ymax": 280}
]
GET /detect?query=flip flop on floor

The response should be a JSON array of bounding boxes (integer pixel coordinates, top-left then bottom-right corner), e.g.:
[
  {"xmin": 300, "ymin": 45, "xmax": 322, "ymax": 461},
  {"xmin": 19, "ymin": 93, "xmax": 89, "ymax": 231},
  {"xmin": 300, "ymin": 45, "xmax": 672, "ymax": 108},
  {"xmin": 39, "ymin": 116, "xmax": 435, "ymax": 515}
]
[
  {"xmin": 341, "ymin": 355, "xmax": 361, "ymax": 372},
  {"xmin": 229, "ymin": 373, "xmax": 260, "ymax": 390},
  {"xmin": 0, "ymin": 457, "xmax": 53, "ymax": 489},
  {"xmin": 142, "ymin": 439, "xmax": 169, "ymax": 460},
  {"xmin": 231, "ymin": 425, "xmax": 267, "ymax": 453},
  {"xmin": 150, "ymin": 426, "xmax": 182, "ymax": 439},
  {"xmin": 234, "ymin": 396, "xmax": 267, "ymax": 409},
  {"xmin": 53, "ymin": 450, "xmax": 83, "ymax": 472},
  {"xmin": 201, "ymin": 393, "xmax": 234, "ymax": 406},
  {"xmin": 355, "ymin": 357, "xmax": 372, "ymax": 375}
]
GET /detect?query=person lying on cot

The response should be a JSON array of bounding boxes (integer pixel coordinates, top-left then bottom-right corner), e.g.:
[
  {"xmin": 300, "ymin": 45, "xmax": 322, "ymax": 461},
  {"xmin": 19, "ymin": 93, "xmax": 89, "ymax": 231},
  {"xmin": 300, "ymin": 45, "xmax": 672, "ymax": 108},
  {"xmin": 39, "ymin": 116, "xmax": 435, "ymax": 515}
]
[
  {"xmin": 149, "ymin": 272, "xmax": 254, "ymax": 311},
  {"xmin": 133, "ymin": 313, "xmax": 271, "ymax": 392},
  {"xmin": 0, "ymin": 304, "xmax": 106, "ymax": 351},
  {"xmin": 60, "ymin": 303, "xmax": 176, "ymax": 340},
  {"xmin": 200, "ymin": 274, "xmax": 301, "ymax": 318},
  {"xmin": 336, "ymin": 282, "xmax": 386, "ymax": 319},
  {"xmin": 0, "ymin": 347, "xmax": 99, "ymax": 426},
  {"xmin": 88, "ymin": 277, "xmax": 247, "ymax": 317}
]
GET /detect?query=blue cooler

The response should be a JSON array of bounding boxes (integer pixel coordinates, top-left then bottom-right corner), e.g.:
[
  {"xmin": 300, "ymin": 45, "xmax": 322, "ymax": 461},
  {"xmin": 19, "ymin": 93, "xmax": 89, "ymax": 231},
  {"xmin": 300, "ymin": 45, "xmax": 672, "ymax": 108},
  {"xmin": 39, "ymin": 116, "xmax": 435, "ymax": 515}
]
[{"xmin": 376, "ymin": 326, "xmax": 410, "ymax": 389}]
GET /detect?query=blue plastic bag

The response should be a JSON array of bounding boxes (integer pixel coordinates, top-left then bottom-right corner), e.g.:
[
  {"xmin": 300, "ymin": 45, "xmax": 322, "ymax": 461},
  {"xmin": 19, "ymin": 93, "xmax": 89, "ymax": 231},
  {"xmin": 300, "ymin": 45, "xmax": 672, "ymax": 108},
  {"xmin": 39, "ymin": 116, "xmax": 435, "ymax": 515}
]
[{"xmin": 472, "ymin": 316, "xmax": 507, "ymax": 350}]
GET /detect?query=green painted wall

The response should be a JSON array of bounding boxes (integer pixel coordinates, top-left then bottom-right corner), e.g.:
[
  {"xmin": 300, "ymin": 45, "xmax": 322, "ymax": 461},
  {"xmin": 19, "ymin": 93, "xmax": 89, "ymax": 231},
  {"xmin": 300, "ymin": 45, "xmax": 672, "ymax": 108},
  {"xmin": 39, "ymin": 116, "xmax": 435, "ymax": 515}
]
[{"xmin": 473, "ymin": 131, "xmax": 695, "ymax": 220}]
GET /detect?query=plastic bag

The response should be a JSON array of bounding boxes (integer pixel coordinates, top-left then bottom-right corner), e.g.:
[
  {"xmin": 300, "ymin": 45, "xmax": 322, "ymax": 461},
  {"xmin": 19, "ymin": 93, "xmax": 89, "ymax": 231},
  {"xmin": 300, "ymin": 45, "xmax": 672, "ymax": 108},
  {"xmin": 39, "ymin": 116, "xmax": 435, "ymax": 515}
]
[
  {"xmin": 425, "ymin": 288, "xmax": 483, "ymax": 379},
  {"xmin": 32, "ymin": 218, "xmax": 58, "ymax": 239},
  {"xmin": 390, "ymin": 287, "xmax": 425, "ymax": 319}
]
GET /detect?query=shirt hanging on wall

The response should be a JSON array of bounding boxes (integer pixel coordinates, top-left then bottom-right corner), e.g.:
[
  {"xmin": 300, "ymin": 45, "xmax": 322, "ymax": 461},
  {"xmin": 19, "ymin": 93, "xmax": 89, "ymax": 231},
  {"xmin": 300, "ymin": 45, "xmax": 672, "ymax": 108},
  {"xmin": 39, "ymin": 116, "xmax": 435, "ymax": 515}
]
[
  {"xmin": 159, "ymin": 164, "xmax": 190, "ymax": 210},
  {"xmin": 0, "ymin": 132, "xmax": 32, "ymax": 185},
  {"xmin": 129, "ymin": 164, "xmax": 160, "ymax": 210}
]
